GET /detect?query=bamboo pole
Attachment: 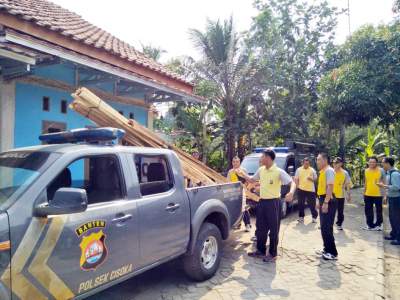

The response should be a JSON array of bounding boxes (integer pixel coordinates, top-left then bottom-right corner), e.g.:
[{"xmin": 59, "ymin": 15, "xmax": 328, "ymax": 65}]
[{"xmin": 70, "ymin": 87, "xmax": 259, "ymax": 200}]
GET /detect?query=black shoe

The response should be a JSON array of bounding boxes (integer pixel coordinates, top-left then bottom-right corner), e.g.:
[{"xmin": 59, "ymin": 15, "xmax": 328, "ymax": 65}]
[
  {"xmin": 390, "ymin": 240, "xmax": 400, "ymax": 246},
  {"xmin": 248, "ymin": 250, "xmax": 265, "ymax": 257},
  {"xmin": 385, "ymin": 236, "xmax": 395, "ymax": 241}
]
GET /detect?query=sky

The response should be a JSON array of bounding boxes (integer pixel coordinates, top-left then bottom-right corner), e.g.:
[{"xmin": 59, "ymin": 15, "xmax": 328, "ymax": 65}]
[{"xmin": 51, "ymin": 0, "xmax": 396, "ymax": 62}]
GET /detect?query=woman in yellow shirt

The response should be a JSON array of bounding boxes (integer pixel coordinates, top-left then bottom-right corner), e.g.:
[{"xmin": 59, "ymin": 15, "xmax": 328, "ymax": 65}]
[
  {"xmin": 363, "ymin": 156, "xmax": 386, "ymax": 231},
  {"xmin": 227, "ymin": 156, "xmax": 252, "ymax": 232},
  {"xmin": 332, "ymin": 157, "xmax": 352, "ymax": 230}
]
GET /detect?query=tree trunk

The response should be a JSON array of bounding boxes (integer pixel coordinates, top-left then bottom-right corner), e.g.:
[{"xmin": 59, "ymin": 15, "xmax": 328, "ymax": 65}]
[
  {"xmin": 201, "ymin": 108, "xmax": 208, "ymax": 164},
  {"xmin": 226, "ymin": 129, "xmax": 236, "ymax": 169},
  {"xmin": 237, "ymin": 134, "xmax": 247, "ymax": 160},
  {"xmin": 339, "ymin": 123, "xmax": 346, "ymax": 160}
]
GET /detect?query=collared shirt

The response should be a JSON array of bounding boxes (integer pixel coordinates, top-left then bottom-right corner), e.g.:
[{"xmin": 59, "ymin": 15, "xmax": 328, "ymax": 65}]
[
  {"xmin": 317, "ymin": 166, "xmax": 335, "ymax": 196},
  {"xmin": 364, "ymin": 168, "xmax": 385, "ymax": 197},
  {"xmin": 252, "ymin": 163, "xmax": 293, "ymax": 199},
  {"xmin": 227, "ymin": 168, "xmax": 247, "ymax": 183},
  {"xmin": 386, "ymin": 168, "xmax": 400, "ymax": 198},
  {"xmin": 333, "ymin": 169, "xmax": 351, "ymax": 198},
  {"xmin": 295, "ymin": 166, "xmax": 317, "ymax": 192}
]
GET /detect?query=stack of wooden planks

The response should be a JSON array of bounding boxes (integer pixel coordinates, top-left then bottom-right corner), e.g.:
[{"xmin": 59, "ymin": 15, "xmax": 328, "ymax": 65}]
[{"xmin": 71, "ymin": 87, "xmax": 259, "ymax": 201}]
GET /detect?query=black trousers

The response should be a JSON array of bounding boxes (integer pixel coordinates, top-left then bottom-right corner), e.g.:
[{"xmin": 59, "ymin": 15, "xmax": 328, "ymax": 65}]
[
  {"xmin": 364, "ymin": 196, "xmax": 383, "ymax": 228},
  {"xmin": 297, "ymin": 189, "xmax": 318, "ymax": 218},
  {"xmin": 256, "ymin": 199, "xmax": 280, "ymax": 257},
  {"xmin": 335, "ymin": 198, "xmax": 345, "ymax": 226},
  {"xmin": 319, "ymin": 196, "xmax": 338, "ymax": 256},
  {"xmin": 242, "ymin": 209, "xmax": 251, "ymax": 226},
  {"xmin": 388, "ymin": 197, "xmax": 400, "ymax": 241}
]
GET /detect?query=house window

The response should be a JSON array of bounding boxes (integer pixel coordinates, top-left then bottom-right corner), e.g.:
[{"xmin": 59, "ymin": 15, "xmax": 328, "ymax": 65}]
[
  {"xmin": 119, "ymin": 111, "xmax": 124, "ymax": 116},
  {"xmin": 61, "ymin": 100, "xmax": 68, "ymax": 114},
  {"xmin": 129, "ymin": 112, "xmax": 134, "ymax": 119},
  {"xmin": 42, "ymin": 97, "xmax": 50, "ymax": 111},
  {"xmin": 42, "ymin": 121, "xmax": 66, "ymax": 136}
]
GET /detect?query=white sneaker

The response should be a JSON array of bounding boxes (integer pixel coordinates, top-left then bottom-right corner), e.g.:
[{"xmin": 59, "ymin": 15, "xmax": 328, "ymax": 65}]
[
  {"xmin": 297, "ymin": 217, "xmax": 304, "ymax": 223},
  {"xmin": 245, "ymin": 224, "xmax": 252, "ymax": 232},
  {"xmin": 361, "ymin": 225, "xmax": 374, "ymax": 231},
  {"xmin": 322, "ymin": 252, "xmax": 338, "ymax": 260},
  {"xmin": 251, "ymin": 236, "xmax": 257, "ymax": 242},
  {"xmin": 312, "ymin": 218, "xmax": 318, "ymax": 223},
  {"xmin": 315, "ymin": 249, "xmax": 326, "ymax": 257},
  {"xmin": 336, "ymin": 225, "xmax": 343, "ymax": 230},
  {"xmin": 374, "ymin": 225, "xmax": 383, "ymax": 231}
]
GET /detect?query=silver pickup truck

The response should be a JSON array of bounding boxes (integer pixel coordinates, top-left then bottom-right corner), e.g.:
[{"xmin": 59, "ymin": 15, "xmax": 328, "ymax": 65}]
[{"xmin": 0, "ymin": 133, "xmax": 243, "ymax": 299}]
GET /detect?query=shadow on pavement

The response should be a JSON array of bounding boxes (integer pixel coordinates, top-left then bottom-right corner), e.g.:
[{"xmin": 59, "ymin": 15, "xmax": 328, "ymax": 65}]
[{"xmin": 317, "ymin": 259, "xmax": 342, "ymax": 290}]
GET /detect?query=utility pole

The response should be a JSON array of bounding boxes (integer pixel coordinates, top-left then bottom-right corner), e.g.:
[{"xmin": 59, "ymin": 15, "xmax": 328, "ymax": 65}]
[{"xmin": 347, "ymin": 0, "xmax": 351, "ymax": 36}]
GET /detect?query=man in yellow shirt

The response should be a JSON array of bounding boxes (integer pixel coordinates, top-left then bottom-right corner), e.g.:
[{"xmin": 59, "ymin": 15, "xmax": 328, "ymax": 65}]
[
  {"xmin": 315, "ymin": 153, "xmax": 337, "ymax": 260},
  {"xmin": 237, "ymin": 149, "xmax": 296, "ymax": 262},
  {"xmin": 294, "ymin": 157, "xmax": 318, "ymax": 223},
  {"xmin": 332, "ymin": 157, "xmax": 352, "ymax": 230},
  {"xmin": 227, "ymin": 156, "xmax": 251, "ymax": 232},
  {"xmin": 363, "ymin": 156, "xmax": 386, "ymax": 231}
]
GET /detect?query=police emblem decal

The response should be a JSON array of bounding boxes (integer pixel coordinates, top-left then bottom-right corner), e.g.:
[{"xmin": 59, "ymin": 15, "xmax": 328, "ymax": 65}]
[{"xmin": 79, "ymin": 230, "xmax": 108, "ymax": 271}]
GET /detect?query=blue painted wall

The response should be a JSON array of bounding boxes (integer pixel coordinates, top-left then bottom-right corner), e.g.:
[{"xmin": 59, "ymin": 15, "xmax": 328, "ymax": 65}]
[{"xmin": 14, "ymin": 82, "xmax": 148, "ymax": 148}]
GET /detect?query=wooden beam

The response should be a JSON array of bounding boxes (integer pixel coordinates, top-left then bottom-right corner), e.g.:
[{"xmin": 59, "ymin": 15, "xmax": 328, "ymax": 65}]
[
  {"xmin": 0, "ymin": 12, "xmax": 193, "ymax": 93},
  {"xmin": 16, "ymin": 75, "xmax": 150, "ymax": 108},
  {"xmin": 0, "ymin": 48, "xmax": 36, "ymax": 65}
]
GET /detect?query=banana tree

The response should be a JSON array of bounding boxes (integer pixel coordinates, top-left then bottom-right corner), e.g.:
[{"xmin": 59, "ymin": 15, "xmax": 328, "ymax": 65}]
[{"xmin": 359, "ymin": 127, "xmax": 388, "ymax": 159}]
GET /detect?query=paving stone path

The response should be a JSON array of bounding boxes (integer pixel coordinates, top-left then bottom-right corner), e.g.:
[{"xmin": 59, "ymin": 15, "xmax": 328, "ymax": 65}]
[{"xmin": 89, "ymin": 190, "xmax": 398, "ymax": 300}]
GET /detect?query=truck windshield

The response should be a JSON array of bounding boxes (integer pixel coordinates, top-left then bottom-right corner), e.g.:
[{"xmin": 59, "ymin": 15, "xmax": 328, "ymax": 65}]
[
  {"xmin": 0, "ymin": 151, "xmax": 59, "ymax": 204},
  {"xmin": 241, "ymin": 156, "xmax": 285, "ymax": 175}
]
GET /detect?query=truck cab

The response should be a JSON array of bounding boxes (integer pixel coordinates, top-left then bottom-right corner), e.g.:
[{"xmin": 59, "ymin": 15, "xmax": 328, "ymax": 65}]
[{"xmin": 0, "ymin": 128, "xmax": 243, "ymax": 300}]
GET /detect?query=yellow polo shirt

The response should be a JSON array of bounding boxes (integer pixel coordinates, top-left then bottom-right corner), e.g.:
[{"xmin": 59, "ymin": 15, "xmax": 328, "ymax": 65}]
[
  {"xmin": 333, "ymin": 169, "xmax": 350, "ymax": 198},
  {"xmin": 253, "ymin": 164, "xmax": 292, "ymax": 199},
  {"xmin": 317, "ymin": 167, "xmax": 335, "ymax": 196},
  {"xmin": 365, "ymin": 168, "xmax": 384, "ymax": 197},
  {"xmin": 229, "ymin": 171, "xmax": 239, "ymax": 182},
  {"xmin": 295, "ymin": 166, "xmax": 316, "ymax": 192}
]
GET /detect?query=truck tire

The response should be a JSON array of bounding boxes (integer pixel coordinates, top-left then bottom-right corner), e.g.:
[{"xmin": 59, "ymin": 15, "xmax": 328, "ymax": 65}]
[{"xmin": 183, "ymin": 222, "xmax": 222, "ymax": 281}]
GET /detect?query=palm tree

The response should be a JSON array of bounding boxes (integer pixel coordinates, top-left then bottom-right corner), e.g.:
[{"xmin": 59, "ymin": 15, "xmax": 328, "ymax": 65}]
[
  {"xmin": 189, "ymin": 17, "xmax": 263, "ymax": 166},
  {"xmin": 141, "ymin": 43, "xmax": 167, "ymax": 62}
]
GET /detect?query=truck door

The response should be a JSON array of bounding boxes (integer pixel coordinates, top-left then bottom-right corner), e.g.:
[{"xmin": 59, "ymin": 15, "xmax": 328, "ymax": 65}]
[
  {"xmin": 131, "ymin": 154, "xmax": 189, "ymax": 267},
  {"xmin": 6, "ymin": 154, "xmax": 139, "ymax": 299}
]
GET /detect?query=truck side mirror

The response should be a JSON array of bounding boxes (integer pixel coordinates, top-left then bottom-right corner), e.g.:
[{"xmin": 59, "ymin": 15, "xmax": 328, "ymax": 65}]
[
  {"xmin": 34, "ymin": 188, "xmax": 88, "ymax": 217},
  {"xmin": 287, "ymin": 166, "xmax": 295, "ymax": 176}
]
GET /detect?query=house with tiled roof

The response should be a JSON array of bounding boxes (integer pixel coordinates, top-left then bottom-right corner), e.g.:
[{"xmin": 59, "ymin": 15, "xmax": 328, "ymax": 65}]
[{"xmin": 0, "ymin": 0, "xmax": 199, "ymax": 150}]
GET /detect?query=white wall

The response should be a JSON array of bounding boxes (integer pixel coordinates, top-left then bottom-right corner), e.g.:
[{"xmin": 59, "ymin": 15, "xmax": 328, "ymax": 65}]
[{"xmin": 0, "ymin": 78, "xmax": 15, "ymax": 152}]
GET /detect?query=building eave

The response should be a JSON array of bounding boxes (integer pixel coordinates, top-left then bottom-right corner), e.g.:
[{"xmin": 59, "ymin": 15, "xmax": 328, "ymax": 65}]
[
  {"xmin": 0, "ymin": 11, "xmax": 194, "ymax": 93},
  {"xmin": 3, "ymin": 29, "xmax": 204, "ymax": 103}
]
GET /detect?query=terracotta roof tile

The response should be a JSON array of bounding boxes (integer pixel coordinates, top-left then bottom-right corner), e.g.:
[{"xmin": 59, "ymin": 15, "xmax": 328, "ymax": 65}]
[{"xmin": 0, "ymin": 0, "xmax": 191, "ymax": 85}]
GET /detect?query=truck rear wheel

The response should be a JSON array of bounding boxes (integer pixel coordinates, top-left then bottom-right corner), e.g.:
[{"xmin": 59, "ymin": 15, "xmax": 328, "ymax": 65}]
[{"xmin": 183, "ymin": 222, "xmax": 222, "ymax": 281}]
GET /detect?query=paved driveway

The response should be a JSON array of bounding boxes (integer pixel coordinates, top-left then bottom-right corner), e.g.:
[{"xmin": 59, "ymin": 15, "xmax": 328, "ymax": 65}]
[{"xmin": 89, "ymin": 190, "xmax": 393, "ymax": 300}]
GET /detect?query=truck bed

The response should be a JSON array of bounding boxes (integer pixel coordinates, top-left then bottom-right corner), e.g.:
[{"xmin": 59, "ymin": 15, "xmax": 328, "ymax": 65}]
[{"xmin": 186, "ymin": 182, "xmax": 243, "ymax": 229}]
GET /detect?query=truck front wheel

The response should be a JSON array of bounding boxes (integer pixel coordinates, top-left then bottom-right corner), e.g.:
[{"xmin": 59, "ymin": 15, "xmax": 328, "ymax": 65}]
[{"xmin": 183, "ymin": 222, "xmax": 222, "ymax": 281}]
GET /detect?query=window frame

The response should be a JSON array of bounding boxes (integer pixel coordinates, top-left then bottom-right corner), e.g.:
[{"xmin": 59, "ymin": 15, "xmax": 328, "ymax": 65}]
[
  {"xmin": 42, "ymin": 96, "xmax": 50, "ymax": 111},
  {"xmin": 133, "ymin": 154, "xmax": 175, "ymax": 197},
  {"xmin": 45, "ymin": 154, "xmax": 127, "ymax": 206},
  {"xmin": 60, "ymin": 99, "xmax": 68, "ymax": 114}
]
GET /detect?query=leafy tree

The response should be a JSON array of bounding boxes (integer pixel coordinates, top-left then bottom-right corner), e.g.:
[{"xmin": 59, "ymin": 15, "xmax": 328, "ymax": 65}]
[
  {"xmin": 319, "ymin": 24, "xmax": 400, "ymax": 157},
  {"xmin": 249, "ymin": 0, "xmax": 342, "ymax": 143}
]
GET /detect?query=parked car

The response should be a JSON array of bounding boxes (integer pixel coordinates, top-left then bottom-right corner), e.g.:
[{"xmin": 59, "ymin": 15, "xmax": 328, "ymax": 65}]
[
  {"xmin": 0, "ymin": 128, "xmax": 243, "ymax": 300},
  {"xmin": 241, "ymin": 142, "xmax": 316, "ymax": 218}
]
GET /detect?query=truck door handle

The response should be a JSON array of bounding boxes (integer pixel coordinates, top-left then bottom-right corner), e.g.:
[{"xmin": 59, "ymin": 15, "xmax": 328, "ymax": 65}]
[
  {"xmin": 165, "ymin": 203, "xmax": 180, "ymax": 212},
  {"xmin": 112, "ymin": 214, "xmax": 132, "ymax": 225}
]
